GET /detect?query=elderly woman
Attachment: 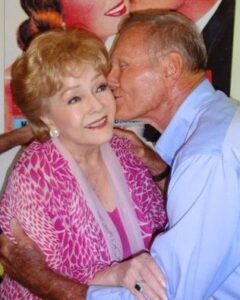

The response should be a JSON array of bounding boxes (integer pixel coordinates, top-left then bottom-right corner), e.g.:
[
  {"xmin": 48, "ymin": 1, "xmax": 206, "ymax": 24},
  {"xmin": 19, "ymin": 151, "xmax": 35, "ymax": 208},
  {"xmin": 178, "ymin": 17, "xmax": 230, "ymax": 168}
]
[{"xmin": 0, "ymin": 28, "xmax": 166, "ymax": 299}]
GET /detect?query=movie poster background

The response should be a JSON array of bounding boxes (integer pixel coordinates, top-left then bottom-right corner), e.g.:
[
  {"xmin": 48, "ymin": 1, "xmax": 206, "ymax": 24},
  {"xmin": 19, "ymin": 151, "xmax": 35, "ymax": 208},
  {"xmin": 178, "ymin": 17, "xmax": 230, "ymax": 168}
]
[{"xmin": 2, "ymin": 0, "xmax": 240, "ymax": 132}]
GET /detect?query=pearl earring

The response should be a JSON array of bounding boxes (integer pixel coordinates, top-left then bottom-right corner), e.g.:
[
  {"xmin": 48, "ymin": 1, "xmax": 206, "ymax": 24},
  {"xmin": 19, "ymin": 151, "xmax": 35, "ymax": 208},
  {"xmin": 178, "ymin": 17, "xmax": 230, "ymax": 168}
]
[{"xmin": 49, "ymin": 128, "xmax": 59, "ymax": 138}]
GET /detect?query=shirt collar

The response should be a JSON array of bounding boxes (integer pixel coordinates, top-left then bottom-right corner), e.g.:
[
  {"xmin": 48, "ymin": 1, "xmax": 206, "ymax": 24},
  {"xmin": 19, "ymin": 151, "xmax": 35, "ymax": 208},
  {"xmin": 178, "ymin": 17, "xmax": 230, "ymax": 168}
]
[{"xmin": 155, "ymin": 79, "xmax": 215, "ymax": 165}]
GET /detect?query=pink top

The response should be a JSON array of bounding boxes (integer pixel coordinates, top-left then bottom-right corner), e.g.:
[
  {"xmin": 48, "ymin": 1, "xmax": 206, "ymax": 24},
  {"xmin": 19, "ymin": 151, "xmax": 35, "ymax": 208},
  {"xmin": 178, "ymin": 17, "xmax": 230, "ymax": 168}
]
[
  {"xmin": 0, "ymin": 136, "xmax": 167, "ymax": 299},
  {"xmin": 108, "ymin": 208, "xmax": 131, "ymax": 258}
]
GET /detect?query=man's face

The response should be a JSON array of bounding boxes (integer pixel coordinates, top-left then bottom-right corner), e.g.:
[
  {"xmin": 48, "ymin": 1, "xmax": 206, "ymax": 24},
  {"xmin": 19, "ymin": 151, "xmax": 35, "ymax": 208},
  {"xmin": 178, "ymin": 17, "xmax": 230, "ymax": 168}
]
[{"xmin": 108, "ymin": 26, "xmax": 167, "ymax": 122}]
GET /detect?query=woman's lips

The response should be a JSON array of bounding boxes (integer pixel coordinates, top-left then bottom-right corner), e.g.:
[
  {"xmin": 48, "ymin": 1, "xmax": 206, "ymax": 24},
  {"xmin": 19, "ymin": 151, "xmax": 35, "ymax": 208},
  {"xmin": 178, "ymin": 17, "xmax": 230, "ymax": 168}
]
[
  {"xmin": 85, "ymin": 116, "xmax": 108, "ymax": 129},
  {"xmin": 104, "ymin": 0, "xmax": 127, "ymax": 17}
]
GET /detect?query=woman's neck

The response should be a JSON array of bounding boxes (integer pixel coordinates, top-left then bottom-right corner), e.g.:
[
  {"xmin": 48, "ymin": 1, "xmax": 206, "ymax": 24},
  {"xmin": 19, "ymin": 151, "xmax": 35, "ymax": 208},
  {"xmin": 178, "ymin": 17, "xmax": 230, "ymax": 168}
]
[
  {"xmin": 73, "ymin": 147, "xmax": 103, "ymax": 169},
  {"xmin": 59, "ymin": 136, "xmax": 103, "ymax": 167}
]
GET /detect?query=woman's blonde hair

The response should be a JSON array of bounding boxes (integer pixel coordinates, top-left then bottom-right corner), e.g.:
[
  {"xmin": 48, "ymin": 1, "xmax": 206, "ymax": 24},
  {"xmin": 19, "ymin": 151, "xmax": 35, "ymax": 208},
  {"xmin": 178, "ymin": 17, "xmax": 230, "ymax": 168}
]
[{"xmin": 11, "ymin": 28, "xmax": 110, "ymax": 141}]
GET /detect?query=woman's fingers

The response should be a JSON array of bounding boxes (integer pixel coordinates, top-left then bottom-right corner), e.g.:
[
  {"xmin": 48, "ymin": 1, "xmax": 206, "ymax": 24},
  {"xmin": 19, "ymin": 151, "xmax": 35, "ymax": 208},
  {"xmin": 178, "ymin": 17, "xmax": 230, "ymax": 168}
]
[
  {"xmin": 138, "ymin": 260, "xmax": 166, "ymax": 300},
  {"xmin": 121, "ymin": 252, "xmax": 167, "ymax": 300},
  {"xmin": 144, "ymin": 255, "xmax": 166, "ymax": 286},
  {"xmin": 137, "ymin": 254, "xmax": 166, "ymax": 300}
]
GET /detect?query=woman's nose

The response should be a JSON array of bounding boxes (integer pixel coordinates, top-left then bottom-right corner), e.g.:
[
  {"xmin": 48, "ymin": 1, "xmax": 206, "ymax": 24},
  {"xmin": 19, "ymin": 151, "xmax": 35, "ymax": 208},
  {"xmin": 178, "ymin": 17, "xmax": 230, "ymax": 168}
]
[{"xmin": 89, "ymin": 95, "xmax": 104, "ymax": 112}]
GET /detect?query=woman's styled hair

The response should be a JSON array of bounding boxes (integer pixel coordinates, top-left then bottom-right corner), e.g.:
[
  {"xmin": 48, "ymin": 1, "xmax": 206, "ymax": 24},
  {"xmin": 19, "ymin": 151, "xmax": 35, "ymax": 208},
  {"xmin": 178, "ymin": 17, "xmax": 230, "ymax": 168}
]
[
  {"xmin": 18, "ymin": 0, "xmax": 63, "ymax": 51},
  {"xmin": 117, "ymin": 9, "xmax": 207, "ymax": 72},
  {"xmin": 11, "ymin": 28, "xmax": 110, "ymax": 141}
]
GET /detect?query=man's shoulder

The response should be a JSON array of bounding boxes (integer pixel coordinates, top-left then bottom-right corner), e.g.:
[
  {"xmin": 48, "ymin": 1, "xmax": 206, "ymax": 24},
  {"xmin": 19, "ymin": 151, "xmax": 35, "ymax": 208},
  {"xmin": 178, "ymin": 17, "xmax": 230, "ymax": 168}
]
[{"xmin": 177, "ymin": 99, "xmax": 240, "ymax": 161}]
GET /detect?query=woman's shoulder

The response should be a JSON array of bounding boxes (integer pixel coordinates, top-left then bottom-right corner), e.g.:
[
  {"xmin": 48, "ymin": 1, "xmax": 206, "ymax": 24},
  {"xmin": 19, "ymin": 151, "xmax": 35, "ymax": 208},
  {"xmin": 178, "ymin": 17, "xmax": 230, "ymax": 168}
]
[
  {"xmin": 20, "ymin": 138, "xmax": 53, "ymax": 157},
  {"xmin": 13, "ymin": 139, "xmax": 60, "ymax": 174},
  {"xmin": 110, "ymin": 135, "xmax": 148, "ymax": 172}
]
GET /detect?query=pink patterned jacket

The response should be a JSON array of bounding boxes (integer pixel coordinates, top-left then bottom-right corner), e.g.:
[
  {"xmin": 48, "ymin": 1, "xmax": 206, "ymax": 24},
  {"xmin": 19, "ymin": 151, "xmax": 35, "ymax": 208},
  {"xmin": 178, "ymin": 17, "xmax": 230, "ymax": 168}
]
[{"xmin": 0, "ymin": 136, "xmax": 167, "ymax": 299}]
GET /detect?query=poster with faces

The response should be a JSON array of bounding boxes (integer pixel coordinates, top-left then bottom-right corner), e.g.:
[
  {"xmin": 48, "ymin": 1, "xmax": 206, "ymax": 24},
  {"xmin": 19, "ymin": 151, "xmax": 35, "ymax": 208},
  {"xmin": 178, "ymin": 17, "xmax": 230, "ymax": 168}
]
[{"xmin": 3, "ymin": 0, "xmax": 239, "ymax": 133}]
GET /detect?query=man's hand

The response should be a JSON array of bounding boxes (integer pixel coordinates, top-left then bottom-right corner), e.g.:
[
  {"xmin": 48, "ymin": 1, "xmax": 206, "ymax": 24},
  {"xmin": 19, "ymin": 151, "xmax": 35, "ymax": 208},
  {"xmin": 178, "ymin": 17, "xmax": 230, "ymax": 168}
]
[
  {"xmin": 0, "ymin": 126, "xmax": 34, "ymax": 154},
  {"xmin": 114, "ymin": 127, "xmax": 167, "ymax": 175},
  {"xmin": 0, "ymin": 219, "xmax": 52, "ymax": 293},
  {"xmin": 114, "ymin": 127, "xmax": 170, "ymax": 194},
  {"xmin": 0, "ymin": 219, "xmax": 87, "ymax": 300}
]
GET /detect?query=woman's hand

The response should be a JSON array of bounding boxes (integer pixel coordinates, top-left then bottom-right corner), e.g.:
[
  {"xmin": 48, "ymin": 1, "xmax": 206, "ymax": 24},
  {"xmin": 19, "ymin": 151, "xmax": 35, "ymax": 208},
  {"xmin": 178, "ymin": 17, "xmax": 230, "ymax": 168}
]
[{"xmin": 90, "ymin": 252, "xmax": 167, "ymax": 300}]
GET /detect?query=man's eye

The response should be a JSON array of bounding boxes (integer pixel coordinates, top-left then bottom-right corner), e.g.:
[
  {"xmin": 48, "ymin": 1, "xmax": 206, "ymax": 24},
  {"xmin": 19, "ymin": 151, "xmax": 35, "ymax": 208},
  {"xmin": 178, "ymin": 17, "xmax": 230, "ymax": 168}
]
[
  {"xmin": 119, "ymin": 62, "xmax": 128, "ymax": 69},
  {"xmin": 67, "ymin": 96, "xmax": 81, "ymax": 105},
  {"xmin": 96, "ymin": 84, "xmax": 108, "ymax": 93}
]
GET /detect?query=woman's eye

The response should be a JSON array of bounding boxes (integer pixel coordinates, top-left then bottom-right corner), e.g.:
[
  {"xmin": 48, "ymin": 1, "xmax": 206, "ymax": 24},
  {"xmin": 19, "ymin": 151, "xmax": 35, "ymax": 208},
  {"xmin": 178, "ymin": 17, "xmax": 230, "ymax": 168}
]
[
  {"xmin": 96, "ymin": 84, "xmax": 108, "ymax": 93},
  {"xmin": 67, "ymin": 96, "xmax": 81, "ymax": 105}
]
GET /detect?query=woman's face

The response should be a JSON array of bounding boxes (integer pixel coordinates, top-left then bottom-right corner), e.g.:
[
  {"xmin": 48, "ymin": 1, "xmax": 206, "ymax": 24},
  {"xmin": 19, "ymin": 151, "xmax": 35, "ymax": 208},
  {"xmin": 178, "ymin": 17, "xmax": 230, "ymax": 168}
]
[
  {"xmin": 42, "ymin": 64, "xmax": 116, "ymax": 152},
  {"xmin": 61, "ymin": 0, "xmax": 130, "ymax": 40},
  {"xmin": 130, "ymin": 0, "xmax": 186, "ymax": 11}
]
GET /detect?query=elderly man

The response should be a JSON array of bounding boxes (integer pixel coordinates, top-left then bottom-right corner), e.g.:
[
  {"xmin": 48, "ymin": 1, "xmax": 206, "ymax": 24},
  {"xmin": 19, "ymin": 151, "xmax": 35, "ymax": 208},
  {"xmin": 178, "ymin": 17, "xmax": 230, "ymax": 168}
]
[
  {"xmin": 1, "ymin": 10, "xmax": 240, "ymax": 300},
  {"xmin": 143, "ymin": 0, "xmax": 235, "ymax": 142},
  {"xmin": 89, "ymin": 9, "xmax": 240, "ymax": 299}
]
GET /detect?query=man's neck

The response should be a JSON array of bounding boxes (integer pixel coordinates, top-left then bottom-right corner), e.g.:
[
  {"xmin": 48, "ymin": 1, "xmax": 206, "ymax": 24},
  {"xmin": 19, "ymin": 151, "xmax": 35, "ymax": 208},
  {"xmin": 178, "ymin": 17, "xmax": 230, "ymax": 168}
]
[
  {"xmin": 145, "ymin": 72, "xmax": 205, "ymax": 133},
  {"xmin": 178, "ymin": 0, "xmax": 219, "ymax": 22}
]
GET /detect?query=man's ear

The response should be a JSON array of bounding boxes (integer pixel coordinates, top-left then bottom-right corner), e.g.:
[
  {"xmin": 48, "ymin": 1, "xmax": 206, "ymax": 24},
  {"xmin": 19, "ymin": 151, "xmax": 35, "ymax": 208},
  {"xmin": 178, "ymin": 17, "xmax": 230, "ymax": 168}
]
[{"xmin": 158, "ymin": 51, "xmax": 183, "ymax": 79}]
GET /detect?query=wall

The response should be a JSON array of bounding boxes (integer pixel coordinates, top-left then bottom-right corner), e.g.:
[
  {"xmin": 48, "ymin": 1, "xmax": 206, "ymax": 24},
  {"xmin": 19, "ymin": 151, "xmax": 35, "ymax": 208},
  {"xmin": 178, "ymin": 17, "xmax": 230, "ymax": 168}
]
[
  {"xmin": 231, "ymin": 0, "xmax": 240, "ymax": 100},
  {"xmin": 0, "ymin": 0, "xmax": 3, "ymax": 134},
  {"xmin": 0, "ymin": 1, "xmax": 25, "ymax": 190}
]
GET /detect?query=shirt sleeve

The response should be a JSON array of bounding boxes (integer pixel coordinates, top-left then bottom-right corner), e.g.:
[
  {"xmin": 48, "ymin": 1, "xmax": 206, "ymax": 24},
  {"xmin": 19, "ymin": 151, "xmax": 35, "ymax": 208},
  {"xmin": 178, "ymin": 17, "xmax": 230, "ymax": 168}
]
[
  {"xmin": 151, "ymin": 153, "xmax": 240, "ymax": 299},
  {"xmin": 87, "ymin": 286, "xmax": 135, "ymax": 300}
]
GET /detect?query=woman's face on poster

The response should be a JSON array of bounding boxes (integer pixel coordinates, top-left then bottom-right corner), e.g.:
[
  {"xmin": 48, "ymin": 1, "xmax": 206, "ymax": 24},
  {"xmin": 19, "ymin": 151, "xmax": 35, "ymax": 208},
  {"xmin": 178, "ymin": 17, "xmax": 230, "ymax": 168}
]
[{"xmin": 61, "ymin": 0, "xmax": 130, "ymax": 40}]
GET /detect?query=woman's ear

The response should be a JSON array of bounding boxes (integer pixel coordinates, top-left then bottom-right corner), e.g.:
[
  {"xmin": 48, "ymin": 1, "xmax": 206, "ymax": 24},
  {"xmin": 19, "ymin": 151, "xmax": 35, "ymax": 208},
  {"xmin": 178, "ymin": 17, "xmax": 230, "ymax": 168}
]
[
  {"xmin": 40, "ymin": 115, "xmax": 59, "ymax": 138},
  {"xmin": 40, "ymin": 115, "xmax": 53, "ymax": 129}
]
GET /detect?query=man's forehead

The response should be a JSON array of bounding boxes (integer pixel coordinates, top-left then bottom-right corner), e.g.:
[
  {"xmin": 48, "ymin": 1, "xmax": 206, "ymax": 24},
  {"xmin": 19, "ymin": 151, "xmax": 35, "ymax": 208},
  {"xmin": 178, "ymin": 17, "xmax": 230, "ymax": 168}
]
[
  {"xmin": 118, "ymin": 26, "xmax": 148, "ymax": 44},
  {"xmin": 111, "ymin": 29, "xmax": 149, "ymax": 60},
  {"xmin": 110, "ymin": 47, "xmax": 149, "ymax": 64}
]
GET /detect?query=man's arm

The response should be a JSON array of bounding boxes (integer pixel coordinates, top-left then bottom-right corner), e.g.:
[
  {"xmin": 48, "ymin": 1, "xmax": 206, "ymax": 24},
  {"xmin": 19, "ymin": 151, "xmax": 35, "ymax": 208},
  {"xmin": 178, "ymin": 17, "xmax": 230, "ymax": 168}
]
[
  {"xmin": 113, "ymin": 127, "xmax": 170, "ymax": 194},
  {"xmin": 0, "ymin": 219, "xmax": 87, "ymax": 300},
  {"xmin": 0, "ymin": 126, "xmax": 34, "ymax": 154},
  {"xmin": 0, "ymin": 219, "xmax": 166, "ymax": 300},
  {"xmin": 150, "ymin": 154, "xmax": 240, "ymax": 299}
]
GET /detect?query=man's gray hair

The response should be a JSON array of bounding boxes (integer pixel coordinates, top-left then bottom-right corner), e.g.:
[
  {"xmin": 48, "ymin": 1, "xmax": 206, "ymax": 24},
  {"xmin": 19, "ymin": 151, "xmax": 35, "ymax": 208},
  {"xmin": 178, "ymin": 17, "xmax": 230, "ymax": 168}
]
[{"xmin": 118, "ymin": 10, "xmax": 207, "ymax": 72}]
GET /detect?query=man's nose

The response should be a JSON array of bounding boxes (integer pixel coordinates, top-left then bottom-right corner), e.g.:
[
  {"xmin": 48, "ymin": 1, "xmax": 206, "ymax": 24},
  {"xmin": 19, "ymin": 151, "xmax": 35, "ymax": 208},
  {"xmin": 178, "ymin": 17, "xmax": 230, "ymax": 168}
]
[{"xmin": 107, "ymin": 68, "xmax": 119, "ymax": 89}]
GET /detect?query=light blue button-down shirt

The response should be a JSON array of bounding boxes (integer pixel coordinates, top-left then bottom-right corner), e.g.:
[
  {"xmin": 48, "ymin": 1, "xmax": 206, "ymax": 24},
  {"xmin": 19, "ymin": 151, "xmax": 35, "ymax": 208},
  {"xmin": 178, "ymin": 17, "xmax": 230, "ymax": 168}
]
[{"xmin": 87, "ymin": 80, "xmax": 240, "ymax": 299}]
